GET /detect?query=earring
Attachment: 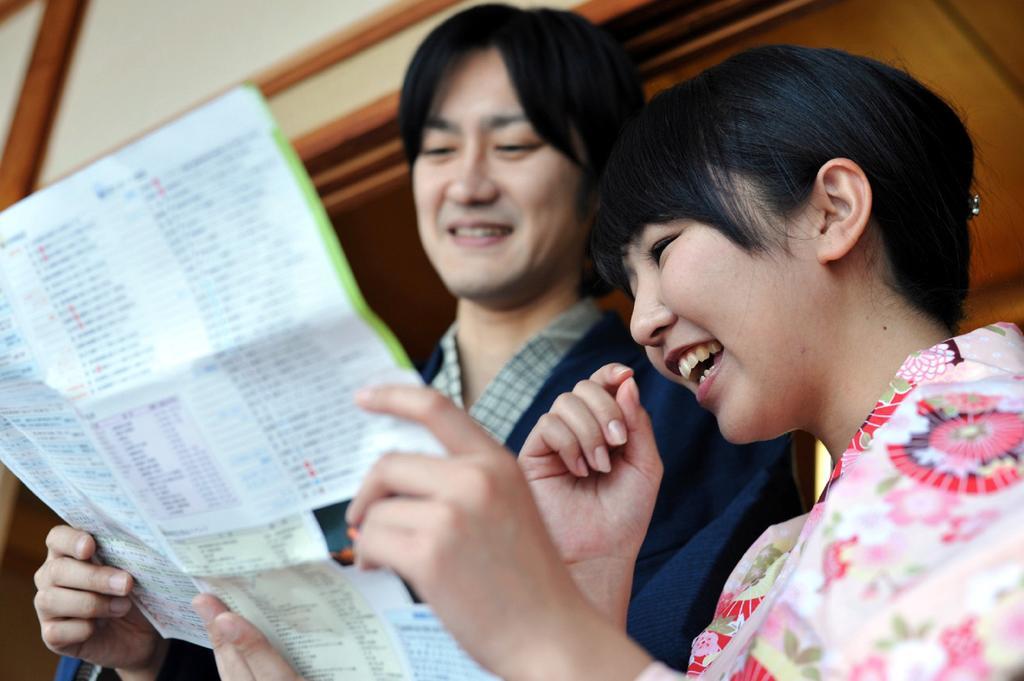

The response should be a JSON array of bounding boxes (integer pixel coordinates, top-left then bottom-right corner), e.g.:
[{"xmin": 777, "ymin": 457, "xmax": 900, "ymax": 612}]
[{"xmin": 967, "ymin": 194, "xmax": 981, "ymax": 219}]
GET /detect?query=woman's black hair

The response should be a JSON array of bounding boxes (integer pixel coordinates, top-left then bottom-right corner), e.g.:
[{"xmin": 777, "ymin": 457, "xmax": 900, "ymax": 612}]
[
  {"xmin": 593, "ymin": 45, "xmax": 975, "ymax": 331},
  {"xmin": 399, "ymin": 4, "xmax": 644, "ymax": 297}
]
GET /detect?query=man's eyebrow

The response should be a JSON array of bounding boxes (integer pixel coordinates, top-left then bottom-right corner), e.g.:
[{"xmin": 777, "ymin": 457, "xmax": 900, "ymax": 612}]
[
  {"xmin": 482, "ymin": 113, "xmax": 529, "ymax": 129},
  {"xmin": 423, "ymin": 113, "xmax": 530, "ymax": 134},
  {"xmin": 424, "ymin": 116, "xmax": 458, "ymax": 132}
]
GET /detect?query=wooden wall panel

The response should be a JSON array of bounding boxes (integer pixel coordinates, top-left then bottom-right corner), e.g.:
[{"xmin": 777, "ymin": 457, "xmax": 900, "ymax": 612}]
[
  {"xmin": 644, "ymin": 0, "xmax": 1024, "ymax": 327},
  {"xmin": 943, "ymin": 0, "xmax": 1024, "ymax": 91},
  {"xmin": 331, "ymin": 180, "xmax": 454, "ymax": 363}
]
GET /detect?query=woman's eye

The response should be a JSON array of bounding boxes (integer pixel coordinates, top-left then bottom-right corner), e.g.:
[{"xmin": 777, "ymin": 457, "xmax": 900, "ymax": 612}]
[
  {"xmin": 649, "ymin": 237, "xmax": 675, "ymax": 266},
  {"xmin": 421, "ymin": 146, "xmax": 455, "ymax": 157}
]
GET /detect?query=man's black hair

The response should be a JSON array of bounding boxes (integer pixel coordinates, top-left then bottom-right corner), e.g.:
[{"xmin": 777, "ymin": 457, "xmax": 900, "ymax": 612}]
[
  {"xmin": 594, "ymin": 45, "xmax": 975, "ymax": 330},
  {"xmin": 399, "ymin": 3, "xmax": 642, "ymax": 185},
  {"xmin": 399, "ymin": 5, "xmax": 644, "ymax": 296}
]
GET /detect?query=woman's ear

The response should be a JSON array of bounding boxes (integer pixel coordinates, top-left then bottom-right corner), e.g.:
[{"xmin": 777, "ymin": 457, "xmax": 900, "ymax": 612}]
[{"xmin": 808, "ymin": 158, "xmax": 872, "ymax": 265}]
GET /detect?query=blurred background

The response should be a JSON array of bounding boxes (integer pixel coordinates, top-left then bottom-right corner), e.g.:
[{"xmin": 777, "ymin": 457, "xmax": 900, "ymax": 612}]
[{"xmin": 1, "ymin": 1, "xmax": 1021, "ymax": 677}]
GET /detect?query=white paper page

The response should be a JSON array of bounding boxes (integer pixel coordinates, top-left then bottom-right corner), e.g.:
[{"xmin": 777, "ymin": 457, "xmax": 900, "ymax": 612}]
[
  {"xmin": 0, "ymin": 86, "xmax": 453, "ymax": 671},
  {"xmin": 385, "ymin": 606, "xmax": 500, "ymax": 681},
  {"xmin": 0, "ymin": 294, "xmax": 207, "ymax": 643},
  {"xmin": 202, "ymin": 560, "xmax": 414, "ymax": 680},
  {"xmin": 0, "ymin": 405, "xmax": 208, "ymax": 645},
  {"xmin": 0, "ymin": 86, "xmax": 441, "ymax": 542},
  {"xmin": 168, "ymin": 511, "xmax": 329, "ymax": 577}
]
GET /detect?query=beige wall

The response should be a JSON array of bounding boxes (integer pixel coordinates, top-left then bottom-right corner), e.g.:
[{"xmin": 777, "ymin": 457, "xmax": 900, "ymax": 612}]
[
  {"xmin": 0, "ymin": 0, "xmax": 44, "ymax": 155},
  {"xmin": 40, "ymin": 0, "xmax": 398, "ymax": 184},
  {"xmin": 38, "ymin": 0, "xmax": 583, "ymax": 185},
  {"xmin": 269, "ymin": 0, "xmax": 577, "ymax": 141}
]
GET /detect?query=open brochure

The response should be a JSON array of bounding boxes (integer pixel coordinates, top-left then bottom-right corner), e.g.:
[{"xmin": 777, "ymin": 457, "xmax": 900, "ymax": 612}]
[{"xmin": 0, "ymin": 86, "xmax": 497, "ymax": 681}]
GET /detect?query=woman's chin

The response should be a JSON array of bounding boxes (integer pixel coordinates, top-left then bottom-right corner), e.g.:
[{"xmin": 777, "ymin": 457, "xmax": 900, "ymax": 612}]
[{"xmin": 715, "ymin": 407, "xmax": 780, "ymax": 446}]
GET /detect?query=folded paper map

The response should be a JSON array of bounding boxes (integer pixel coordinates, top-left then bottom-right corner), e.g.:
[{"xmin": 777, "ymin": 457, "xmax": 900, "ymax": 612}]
[{"xmin": 0, "ymin": 85, "xmax": 496, "ymax": 681}]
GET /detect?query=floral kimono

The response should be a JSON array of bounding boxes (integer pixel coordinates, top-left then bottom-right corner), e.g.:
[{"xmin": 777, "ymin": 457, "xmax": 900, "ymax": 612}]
[{"xmin": 639, "ymin": 323, "xmax": 1024, "ymax": 680}]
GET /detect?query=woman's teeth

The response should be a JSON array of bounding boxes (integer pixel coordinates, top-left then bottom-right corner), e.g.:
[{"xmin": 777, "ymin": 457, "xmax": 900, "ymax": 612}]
[{"xmin": 678, "ymin": 340, "xmax": 723, "ymax": 383}]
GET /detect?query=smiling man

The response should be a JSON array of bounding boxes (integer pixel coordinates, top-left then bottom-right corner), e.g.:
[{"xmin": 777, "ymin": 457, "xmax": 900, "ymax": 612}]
[{"xmin": 45, "ymin": 6, "xmax": 801, "ymax": 680}]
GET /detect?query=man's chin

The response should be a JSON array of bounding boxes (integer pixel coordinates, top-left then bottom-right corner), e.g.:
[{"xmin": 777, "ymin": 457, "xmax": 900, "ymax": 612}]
[{"xmin": 445, "ymin": 279, "xmax": 531, "ymax": 309}]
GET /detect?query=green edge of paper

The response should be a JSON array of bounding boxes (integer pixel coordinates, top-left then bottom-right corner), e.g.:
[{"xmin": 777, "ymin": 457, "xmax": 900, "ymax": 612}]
[{"xmin": 253, "ymin": 88, "xmax": 412, "ymax": 369}]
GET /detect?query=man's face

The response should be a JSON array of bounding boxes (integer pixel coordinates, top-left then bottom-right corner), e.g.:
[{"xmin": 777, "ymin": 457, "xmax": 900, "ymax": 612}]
[{"xmin": 412, "ymin": 49, "xmax": 590, "ymax": 310}]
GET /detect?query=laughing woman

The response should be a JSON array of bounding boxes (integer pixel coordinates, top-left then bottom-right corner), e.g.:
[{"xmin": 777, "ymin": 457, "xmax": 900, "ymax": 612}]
[{"xmin": 196, "ymin": 46, "xmax": 1024, "ymax": 680}]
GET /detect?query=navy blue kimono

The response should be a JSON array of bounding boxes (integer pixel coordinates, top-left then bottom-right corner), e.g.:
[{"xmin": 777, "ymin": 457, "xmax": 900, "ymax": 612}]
[
  {"xmin": 55, "ymin": 312, "xmax": 800, "ymax": 678},
  {"xmin": 421, "ymin": 312, "xmax": 801, "ymax": 668}
]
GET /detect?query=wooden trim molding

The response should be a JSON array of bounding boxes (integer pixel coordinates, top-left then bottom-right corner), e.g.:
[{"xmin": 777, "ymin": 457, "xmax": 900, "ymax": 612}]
[
  {"xmin": 294, "ymin": 0, "xmax": 829, "ymax": 215},
  {"xmin": 619, "ymin": 0, "xmax": 828, "ymax": 78},
  {"xmin": 0, "ymin": 0, "xmax": 86, "ymax": 210},
  {"xmin": 256, "ymin": 0, "xmax": 660, "ymax": 99},
  {"xmin": 255, "ymin": 0, "xmax": 463, "ymax": 97},
  {"xmin": 572, "ymin": 0, "xmax": 658, "ymax": 25},
  {"xmin": 0, "ymin": 0, "xmax": 34, "ymax": 25}
]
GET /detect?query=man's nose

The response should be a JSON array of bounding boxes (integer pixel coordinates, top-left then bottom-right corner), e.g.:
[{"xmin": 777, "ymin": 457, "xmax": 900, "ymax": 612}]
[{"xmin": 447, "ymin": 149, "xmax": 498, "ymax": 204}]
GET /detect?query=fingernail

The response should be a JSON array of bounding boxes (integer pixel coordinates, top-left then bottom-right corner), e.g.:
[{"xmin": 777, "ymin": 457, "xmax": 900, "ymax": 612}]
[
  {"xmin": 110, "ymin": 597, "xmax": 131, "ymax": 615},
  {"xmin": 354, "ymin": 387, "xmax": 374, "ymax": 405},
  {"xmin": 575, "ymin": 456, "xmax": 589, "ymax": 477},
  {"xmin": 594, "ymin": 446, "xmax": 611, "ymax": 473},
  {"xmin": 608, "ymin": 420, "xmax": 627, "ymax": 446},
  {"xmin": 109, "ymin": 573, "xmax": 128, "ymax": 594},
  {"xmin": 76, "ymin": 535, "xmax": 89, "ymax": 557},
  {"xmin": 615, "ymin": 365, "xmax": 632, "ymax": 377},
  {"xmin": 347, "ymin": 526, "xmax": 361, "ymax": 542}
]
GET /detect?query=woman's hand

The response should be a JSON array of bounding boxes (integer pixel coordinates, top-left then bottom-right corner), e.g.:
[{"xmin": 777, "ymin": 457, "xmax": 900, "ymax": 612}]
[
  {"xmin": 349, "ymin": 385, "xmax": 651, "ymax": 681},
  {"xmin": 518, "ymin": 364, "xmax": 664, "ymax": 623},
  {"xmin": 33, "ymin": 526, "xmax": 167, "ymax": 680},
  {"xmin": 193, "ymin": 594, "xmax": 303, "ymax": 681}
]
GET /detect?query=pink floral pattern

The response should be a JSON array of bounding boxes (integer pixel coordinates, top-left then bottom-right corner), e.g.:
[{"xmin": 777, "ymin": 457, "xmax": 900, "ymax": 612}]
[
  {"xmin": 849, "ymin": 656, "xmax": 887, "ymax": 681},
  {"xmin": 889, "ymin": 404, "xmax": 1023, "ymax": 494},
  {"xmin": 672, "ymin": 324, "xmax": 1024, "ymax": 681},
  {"xmin": 940, "ymin": 509, "xmax": 1000, "ymax": 544},
  {"xmin": 692, "ymin": 632, "xmax": 722, "ymax": 657},
  {"xmin": 897, "ymin": 343, "xmax": 958, "ymax": 383},
  {"xmin": 828, "ymin": 339, "xmax": 963, "ymax": 487},
  {"xmin": 886, "ymin": 486, "xmax": 958, "ymax": 525}
]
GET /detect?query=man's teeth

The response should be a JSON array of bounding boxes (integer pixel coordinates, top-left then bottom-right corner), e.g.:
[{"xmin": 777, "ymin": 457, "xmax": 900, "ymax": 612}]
[
  {"xmin": 677, "ymin": 340, "xmax": 723, "ymax": 382},
  {"xmin": 452, "ymin": 226, "xmax": 510, "ymax": 237}
]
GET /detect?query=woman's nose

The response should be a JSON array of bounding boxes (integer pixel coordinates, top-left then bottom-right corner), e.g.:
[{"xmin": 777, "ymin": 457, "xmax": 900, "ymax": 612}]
[{"xmin": 630, "ymin": 283, "xmax": 675, "ymax": 347}]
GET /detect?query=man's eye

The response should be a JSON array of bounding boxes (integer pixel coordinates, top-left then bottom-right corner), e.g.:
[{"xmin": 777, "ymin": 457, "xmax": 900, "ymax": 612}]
[
  {"xmin": 421, "ymin": 147, "xmax": 455, "ymax": 157},
  {"xmin": 495, "ymin": 143, "xmax": 540, "ymax": 154}
]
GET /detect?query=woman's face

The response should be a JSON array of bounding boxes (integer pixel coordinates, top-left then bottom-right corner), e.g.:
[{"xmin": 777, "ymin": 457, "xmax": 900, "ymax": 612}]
[{"xmin": 623, "ymin": 218, "xmax": 826, "ymax": 444}]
